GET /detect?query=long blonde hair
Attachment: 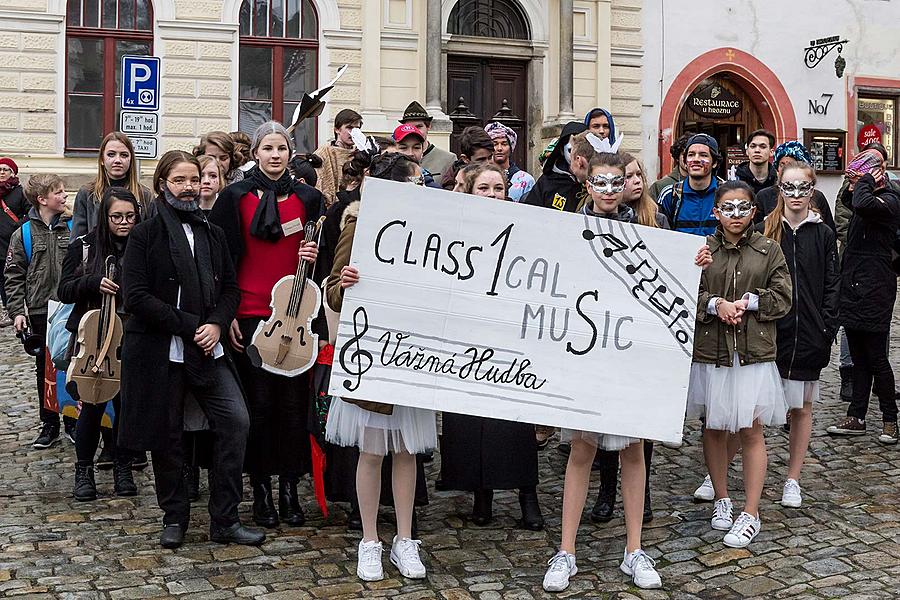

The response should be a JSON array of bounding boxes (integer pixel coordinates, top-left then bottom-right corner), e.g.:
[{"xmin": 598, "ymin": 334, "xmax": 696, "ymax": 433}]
[
  {"xmin": 763, "ymin": 162, "xmax": 818, "ymax": 243},
  {"xmin": 91, "ymin": 132, "xmax": 143, "ymax": 202},
  {"xmin": 621, "ymin": 154, "xmax": 661, "ymax": 228}
]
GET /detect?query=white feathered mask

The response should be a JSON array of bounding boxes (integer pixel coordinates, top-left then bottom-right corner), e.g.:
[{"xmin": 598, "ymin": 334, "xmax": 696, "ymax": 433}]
[{"xmin": 586, "ymin": 132, "xmax": 623, "ymax": 154}]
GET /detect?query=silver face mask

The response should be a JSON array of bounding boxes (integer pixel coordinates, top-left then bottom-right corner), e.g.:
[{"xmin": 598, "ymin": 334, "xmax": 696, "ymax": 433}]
[
  {"xmin": 587, "ymin": 173, "xmax": 626, "ymax": 195},
  {"xmin": 779, "ymin": 180, "xmax": 814, "ymax": 198},
  {"xmin": 718, "ymin": 200, "xmax": 754, "ymax": 219}
]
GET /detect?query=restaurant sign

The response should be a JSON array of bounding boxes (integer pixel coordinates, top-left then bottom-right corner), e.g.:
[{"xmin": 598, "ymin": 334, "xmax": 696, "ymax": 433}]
[{"xmin": 687, "ymin": 83, "xmax": 742, "ymax": 119}]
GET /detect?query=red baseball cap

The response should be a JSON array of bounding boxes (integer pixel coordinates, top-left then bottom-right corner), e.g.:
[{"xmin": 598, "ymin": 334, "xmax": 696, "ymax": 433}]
[{"xmin": 393, "ymin": 124, "xmax": 424, "ymax": 143}]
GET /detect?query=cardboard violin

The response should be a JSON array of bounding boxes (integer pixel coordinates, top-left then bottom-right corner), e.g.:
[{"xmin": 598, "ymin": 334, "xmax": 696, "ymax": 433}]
[
  {"xmin": 247, "ymin": 218, "xmax": 324, "ymax": 377},
  {"xmin": 66, "ymin": 257, "xmax": 123, "ymax": 404}
]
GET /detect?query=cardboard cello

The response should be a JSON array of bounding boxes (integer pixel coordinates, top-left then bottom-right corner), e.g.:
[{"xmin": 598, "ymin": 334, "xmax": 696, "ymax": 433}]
[
  {"xmin": 66, "ymin": 257, "xmax": 123, "ymax": 404},
  {"xmin": 247, "ymin": 217, "xmax": 324, "ymax": 377}
]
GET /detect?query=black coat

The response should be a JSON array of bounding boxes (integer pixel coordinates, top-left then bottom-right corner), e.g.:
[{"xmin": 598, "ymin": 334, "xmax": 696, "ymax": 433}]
[
  {"xmin": 439, "ymin": 414, "xmax": 538, "ymax": 491},
  {"xmin": 735, "ymin": 161, "xmax": 777, "ymax": 196},
  {"xmin": 521, "ymin": 170, "xmax": 587, "ymax": 213},
  {"xmin": 839, "ymin": 174, "xmax": 900, "ymax": 332},
  {"xmin": 57, "ymin": 231, "xmax": 127, "ymax": 332},
  {"xmin": 117, "ymin": 211, "xmax": 241, "ymax": 451},
  {"xmin": 0, "ymin": 184, "xmax": 27, "ymax": 254},
  {"xmin": 755, "ymin": 187, "xmax": 836, "ymax": 233},
  {"xmin": 774, "ymin": 217, "xmax": 840, "ymax": 380}
]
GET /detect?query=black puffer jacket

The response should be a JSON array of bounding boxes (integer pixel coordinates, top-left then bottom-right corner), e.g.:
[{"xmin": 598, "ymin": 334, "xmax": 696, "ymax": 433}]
[
  {"xmin": 839, "ymin": 174, "xmax": 900, "ymax": 332},
  {"xmin": 521, "ymin": 169, "xmax": 587, "ymax": 213},
  {"xmin": 774, "ymin": 213, "xmax": 840, "ymax": 380}
]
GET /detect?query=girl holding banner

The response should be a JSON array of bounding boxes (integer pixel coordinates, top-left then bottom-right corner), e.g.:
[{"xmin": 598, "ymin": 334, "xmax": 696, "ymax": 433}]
[{"xmin": 325, "ymin": 153, "xmax": 436, "ymax": 583}]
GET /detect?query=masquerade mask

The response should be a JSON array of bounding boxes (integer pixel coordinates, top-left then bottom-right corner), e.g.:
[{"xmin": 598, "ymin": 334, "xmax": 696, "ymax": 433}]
[
  {"xmin": 717, "ymin": 200, "xmax": 753, "ymax": 219},
  {"xmin": 780, "ymin": 181, "xmax": 814, "ymax": 198},
  {"xmin": 587, "ymin": 173, "xmax": 625, "ymax": 195}
]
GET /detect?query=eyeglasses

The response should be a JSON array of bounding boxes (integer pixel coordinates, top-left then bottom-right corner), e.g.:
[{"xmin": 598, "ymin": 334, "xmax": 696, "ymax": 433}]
[
  {"xmin": 779, "ymin": 181, "xmax": 814, "ymax": 198},
  {"xmin": 166, "ymin": 177, "xmax": 201, "ymax": 189},
  {"xmin": 587, "ymin": 174, "xmax": 626, "ymax": 194},
  {"xmin": 407, "ymin": 175, "xmax": 426, "ymax": 186},
  {"xmin": 108, "ymin": 212, "xmax": 137, "ymax": 224},
  {"xmin": 717, "ymin": 200, "xmax": 754, "ymax": 219},
  {"xmin": 0, "ymin": 167, "xmax": 13, "ymax": 174}
]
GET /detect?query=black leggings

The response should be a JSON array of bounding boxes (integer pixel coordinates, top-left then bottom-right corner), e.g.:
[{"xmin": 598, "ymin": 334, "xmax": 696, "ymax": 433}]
[
  {"xmin": 597, "ymin": 441, "xmax": 654, "ymax": 496},
  {"xmin": 846, "ymin": 328, "xmax": 897, "ymax": 423},
  {"xmin": 75, "ymin": 396, "xmax": 122, "ymax": 464}
]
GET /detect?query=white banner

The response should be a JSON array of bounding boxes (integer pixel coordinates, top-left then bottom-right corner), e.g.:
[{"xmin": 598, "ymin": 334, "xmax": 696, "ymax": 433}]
[{"xmin": 329, "ymin": 178, "xmax": 703, "ymax": 443}]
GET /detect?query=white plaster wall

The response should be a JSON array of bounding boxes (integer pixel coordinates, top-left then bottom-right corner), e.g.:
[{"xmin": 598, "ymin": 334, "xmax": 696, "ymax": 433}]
[{"xmin": 642, "ymin": 0, "xmax": 900, "ymax": 202}]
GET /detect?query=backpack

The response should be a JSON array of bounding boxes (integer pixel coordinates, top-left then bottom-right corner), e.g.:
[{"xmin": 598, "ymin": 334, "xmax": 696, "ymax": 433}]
[
  {"xmin": 45, "ymin": 232, "xmax": 89, "ymax": 370},
  {"xmin": 22, "ymin": 219, "xmax": 72, "ymax": 262}
]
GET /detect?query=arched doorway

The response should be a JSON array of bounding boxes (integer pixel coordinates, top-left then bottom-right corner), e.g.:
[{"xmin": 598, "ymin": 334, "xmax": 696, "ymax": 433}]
[
  {"xmin": 445, "ymin": 0, "xmax": 532, "ymax": 168},
  {"xmin": 658, "ymin": 47, "xmax": 798, "ymax": 178},
  {"xmin": 676, "ymin": 76, "xmax": 766, "ymax": 180}
]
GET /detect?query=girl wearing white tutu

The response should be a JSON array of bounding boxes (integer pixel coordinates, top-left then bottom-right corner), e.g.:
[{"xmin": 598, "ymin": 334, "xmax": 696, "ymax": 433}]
[
  {"xmin": 324, "ymin": 154, "xmax": 438, "ymax": 582},
  {"xmin": 763, "ymin": 163, "xmax": 840, "ymax": 508},
  {"xmin": 542, "ymin": 151, "xmax": 713, "ymax": 592},
  {"xmin": 687, "ymin": 180, "xmax": 792, "ymax": 548}
]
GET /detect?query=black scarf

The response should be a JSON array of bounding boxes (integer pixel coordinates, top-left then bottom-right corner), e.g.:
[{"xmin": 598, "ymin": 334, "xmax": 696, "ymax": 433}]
[
  {"xmin": 157, "ymin": 197, "xmax": 216, "ymax": 386},
  {"xmin": 245, "ymin": 166, "xmax": 294, "ymax": 242}
]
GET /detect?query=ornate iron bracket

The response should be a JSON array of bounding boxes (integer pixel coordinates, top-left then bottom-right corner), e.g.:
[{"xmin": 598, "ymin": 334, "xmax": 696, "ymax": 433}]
[{"xmin": 804, "ymin": 36, "xmax": 849, "ymax": 69}]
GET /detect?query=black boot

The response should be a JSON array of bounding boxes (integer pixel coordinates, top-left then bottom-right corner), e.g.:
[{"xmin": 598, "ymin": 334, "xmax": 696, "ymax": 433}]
[
  {"xmin": 590, "ymin": 451, "xmax": 618, "ymax": 523},
  {"xmin": 73, "ymin": 462, "xmax": 97, "ymax": 501},
  {"xmin": 518, "ymin": 487, "xmax": 544, "ymax": 531},
  {"xmin": 278, "ymin": 477, "xmax": 306, "ymax": 527},
  {"xmin": 96, "ymin": 443, "xmax": 114, "ymax": 471},
  {"xmin": 114, "ymin": 457, "xmax": 137, "ymax": 497},
  {"xmin": 840, "ymin": 366, "xmax": 854, "ymax": 402},
  {"xmin": 251, "ymin": 476, "xmax": 279, "ymax": 528},
  {"xmin": 183, "ymin": 464, "xmax": 200, "ymax": 502},
  {"xmin": 643, "ymin": 486, "xmax": 653, "ymax": 523},
  {"xmin": 471, "ymin": 489, "xmax": 494, "ymax": 525},
  {"xmin": 347, "ymin": 501, "xmax": 362, "ymax": 531},
  {"xmin": 643, "ymin": 441, "xmax": 654, "ymax": 523}
]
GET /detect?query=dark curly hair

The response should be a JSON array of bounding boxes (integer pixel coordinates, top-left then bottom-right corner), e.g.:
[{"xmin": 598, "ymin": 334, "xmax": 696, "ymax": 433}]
[
  {"xmin": 288, "ymin": 153, "xmax": 323, "ymax": 186},
  {"xmin": 369, "ymin": 153, "xmax": 418, "ymax": 182}
]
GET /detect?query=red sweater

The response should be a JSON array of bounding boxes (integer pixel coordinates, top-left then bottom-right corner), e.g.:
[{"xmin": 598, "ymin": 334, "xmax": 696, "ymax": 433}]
[{"xmin": 236, "ymin": 191, "xmax": 308, "ymax": 318}]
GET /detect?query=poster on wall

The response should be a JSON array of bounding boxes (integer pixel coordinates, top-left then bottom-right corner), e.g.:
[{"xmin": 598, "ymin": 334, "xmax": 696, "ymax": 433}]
[
  {"xmin": 857, "ymin": 97, "xmax": 894, "ymax": 161},
  {"xmin": 328, "ymin": 179, "xmax": 703, "ymax": 444},
  {"xmin": 804, "ymin": 129, "xmax": 846, "ymax": 175}
]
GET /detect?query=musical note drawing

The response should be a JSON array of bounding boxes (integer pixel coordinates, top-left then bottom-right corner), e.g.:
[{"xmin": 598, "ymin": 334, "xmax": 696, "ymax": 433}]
[
  {"xmin": 339, "ymin": 306, "xmax": 374, "ymax": 392},
  {"xmin": 582, "ymin": 215, "xmax": 697, "ymax": 358}
]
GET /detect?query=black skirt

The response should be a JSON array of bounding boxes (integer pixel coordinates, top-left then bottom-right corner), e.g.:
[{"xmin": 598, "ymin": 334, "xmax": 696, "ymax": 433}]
[
  {"xmin": 440, "ymin": 414, "xmax": 539, "ymax": 491},
  {"xmin": 235, "ymin": 317, "xmax": 311, "ymax": 477}
]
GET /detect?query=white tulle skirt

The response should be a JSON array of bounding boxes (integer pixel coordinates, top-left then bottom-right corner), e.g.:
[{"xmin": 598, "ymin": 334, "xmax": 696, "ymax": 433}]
[
  {"xmin": 782, "ymin": 379, "xmax": 819, "ymax": 410},
  {"xmin": 686, "ymin": 355, "xmax": 788, "ymax": 433},
  {"xmin": 325, "ymin": 397, "xmax": 437, "ymax": 456},
  {"xmin": 560, "ymin": 429, "xmax": 640, "ymax": 451}
]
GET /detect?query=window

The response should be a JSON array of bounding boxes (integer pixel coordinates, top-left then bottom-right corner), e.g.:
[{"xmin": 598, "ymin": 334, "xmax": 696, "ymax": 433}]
[
  {"xmin": 65, "ymin": 0, "xmax": 153, "ymax": 151},
  {"xmin": 239, "ymin": 0, "xmax": 319, "ymax": 153},
  {"xmin": 857, "ymin": 95, "xmax": 896, "ymax": 167},
  {"xmin": 448, "ymin": 0, "xmax": 530, "ymax": 41}
]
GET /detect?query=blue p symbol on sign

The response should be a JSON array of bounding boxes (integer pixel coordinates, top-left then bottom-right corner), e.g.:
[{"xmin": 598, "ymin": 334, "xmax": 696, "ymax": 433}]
[{"xmin": 121, "ymin": 56, "xmax": 160, "ymax": 111}]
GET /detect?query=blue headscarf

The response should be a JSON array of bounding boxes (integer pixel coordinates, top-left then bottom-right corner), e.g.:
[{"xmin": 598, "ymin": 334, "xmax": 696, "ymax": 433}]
[
  {"xmin": 773, "ymin": 141, "xmax": 813, "ymax": 169},
  {"xmin": 584, "ymin": 108, "xmax": 616, "ymax": 145}
]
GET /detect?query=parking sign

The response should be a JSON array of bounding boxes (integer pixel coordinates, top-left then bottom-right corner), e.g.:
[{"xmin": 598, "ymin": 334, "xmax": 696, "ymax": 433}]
[{"xmin": 121, "ymin": 56, "xmax": 160, "ymax": 111}]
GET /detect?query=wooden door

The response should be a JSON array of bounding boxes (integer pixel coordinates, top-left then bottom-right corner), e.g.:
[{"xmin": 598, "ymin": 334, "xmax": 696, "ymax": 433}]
[{"xmin": 447, "ymin": 55, "xmax": 528, "ymax": 168}]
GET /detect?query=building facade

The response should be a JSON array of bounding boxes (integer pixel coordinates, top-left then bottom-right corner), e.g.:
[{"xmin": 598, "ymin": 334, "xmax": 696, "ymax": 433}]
[
  {"xmin": 0, "ymin": 0, "xmax": 643, "ymax": 186},
  {"xmin": 642, "ymin": 0, "xmax": 900, "ymax": 200}
]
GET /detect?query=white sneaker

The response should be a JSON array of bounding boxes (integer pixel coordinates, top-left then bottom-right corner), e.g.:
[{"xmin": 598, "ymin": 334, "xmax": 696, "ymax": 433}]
[
  {"xmin": 390, "ymin": 536, "xmax": 426, "ymax": 579},
  {"xmin": 781, "ymin": 479, "xmax": 802, "ymax": 508},
  {"xmin": 542, "ymin": 551, "xmax": 577, "ymax": 592},
  {"xmin": 356, "ymin": 539, "xmax": 384, "ymax": 581},
  {"xmin": 693, "ymin": 474, "xmax": 715, "ymax": 501},
  {"xmin": 620, "ymin": 549, "xmax": 662, "ymax": 589},
  {"xmin": 723, "ymin": 512, "xmax": 761, "ymax": 548},
  {"xmin": 710, "ymin": 497, "xmax": 734, "ymax": 531}
]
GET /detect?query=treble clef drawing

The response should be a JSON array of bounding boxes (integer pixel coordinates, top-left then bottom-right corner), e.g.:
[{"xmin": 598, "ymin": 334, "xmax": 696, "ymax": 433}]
[{"xmin": 339, "ymin": 306, "xmax": 374, "ymax": 392}]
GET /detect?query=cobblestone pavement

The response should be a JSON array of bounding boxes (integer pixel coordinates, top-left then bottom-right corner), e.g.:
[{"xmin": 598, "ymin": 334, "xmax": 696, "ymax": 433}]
[{"xmin": 2, "ymin": 313, "xmax": 900, "ymax": 600}]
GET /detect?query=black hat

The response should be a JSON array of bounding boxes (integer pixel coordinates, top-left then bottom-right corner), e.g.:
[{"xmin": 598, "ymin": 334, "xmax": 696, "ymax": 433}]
[
  {"xmin": 399, "ymin": 101, "xmax": 433, "ymax": 125},
  {"xmin": 541, "ymin": 121, "xmax": 588, "ymax": 175}
]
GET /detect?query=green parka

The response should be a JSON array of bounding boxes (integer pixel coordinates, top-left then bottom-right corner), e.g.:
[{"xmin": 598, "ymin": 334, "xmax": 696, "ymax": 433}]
[{"xmin": 693, "ymin": 228, "xmax": 792, "ymax": 367}]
